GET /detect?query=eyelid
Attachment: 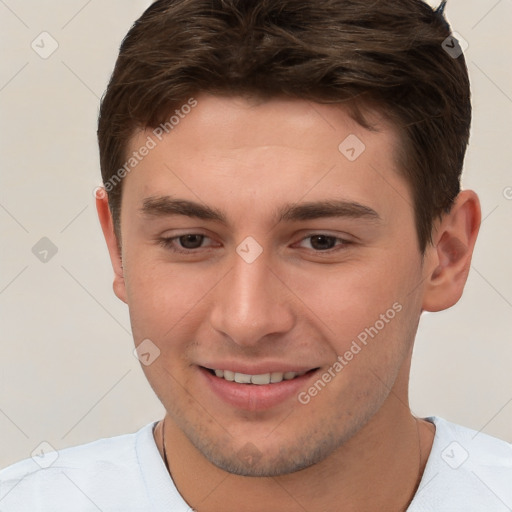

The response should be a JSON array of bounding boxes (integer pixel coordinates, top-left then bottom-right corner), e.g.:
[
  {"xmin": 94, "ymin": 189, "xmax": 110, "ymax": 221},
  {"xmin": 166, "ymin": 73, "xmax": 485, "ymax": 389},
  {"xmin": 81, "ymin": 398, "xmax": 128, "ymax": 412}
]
[
  {"xmin": 158, "ymin": 233, "xmax": 218, "ymax": 253},
  {"xmin": 296, "ymin": 229, "xmax": 355, "ymax": 243},
  {"xmin": 157, "ymin": 231, "xmax": 354, "ymax": 255},
  {"xmin": 294, "ymin": 233, "xmax": 351, "ymax": 251}
]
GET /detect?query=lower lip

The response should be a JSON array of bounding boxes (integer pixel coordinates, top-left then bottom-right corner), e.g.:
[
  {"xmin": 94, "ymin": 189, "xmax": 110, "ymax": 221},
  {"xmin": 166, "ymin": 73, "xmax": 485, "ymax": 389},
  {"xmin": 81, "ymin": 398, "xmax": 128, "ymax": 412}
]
[{"xmin": 199, "ymin": 367, "xmax": 318, "ymax": 411}]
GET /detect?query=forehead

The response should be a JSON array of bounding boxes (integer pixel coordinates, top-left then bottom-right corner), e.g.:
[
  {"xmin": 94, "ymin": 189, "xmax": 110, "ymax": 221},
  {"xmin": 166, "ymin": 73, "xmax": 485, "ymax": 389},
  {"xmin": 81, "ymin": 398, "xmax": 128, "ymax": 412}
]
[
  {"xmin": 120, "ymin": 94, "xmax": 410, "ymax": 227},
  {"xmin": 144, "ymin": 94, "xmax": 392, "ymax": 151}
]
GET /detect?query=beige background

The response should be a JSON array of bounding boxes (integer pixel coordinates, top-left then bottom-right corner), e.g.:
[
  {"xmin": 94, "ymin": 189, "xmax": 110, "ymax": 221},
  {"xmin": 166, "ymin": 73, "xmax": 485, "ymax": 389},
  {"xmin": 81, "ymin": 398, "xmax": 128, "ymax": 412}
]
[{"xmin": 0, "ymin": 0, "xmax": 511, "ymax": 469}]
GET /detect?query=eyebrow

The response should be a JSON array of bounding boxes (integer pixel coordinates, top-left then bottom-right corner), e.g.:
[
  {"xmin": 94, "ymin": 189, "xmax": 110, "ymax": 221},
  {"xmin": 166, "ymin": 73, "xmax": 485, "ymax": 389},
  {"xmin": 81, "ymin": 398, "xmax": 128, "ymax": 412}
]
[{"xmin": 140, "ymin": 196, "xmax": 381, "ymax": 224}]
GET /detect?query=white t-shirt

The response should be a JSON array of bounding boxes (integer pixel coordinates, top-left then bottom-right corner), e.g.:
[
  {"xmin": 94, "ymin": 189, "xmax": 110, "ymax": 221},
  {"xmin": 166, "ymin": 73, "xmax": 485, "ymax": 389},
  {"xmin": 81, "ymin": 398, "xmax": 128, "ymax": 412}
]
[{"xmin": 0, "ymin": 416, "xmax": 511, "ymax": 511}]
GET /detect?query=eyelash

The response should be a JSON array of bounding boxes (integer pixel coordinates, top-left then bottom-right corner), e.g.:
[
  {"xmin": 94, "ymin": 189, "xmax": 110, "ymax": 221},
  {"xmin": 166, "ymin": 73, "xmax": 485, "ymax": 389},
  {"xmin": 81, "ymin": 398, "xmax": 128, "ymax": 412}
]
[
  {"xmin": 158, "ymin": 234, "xmax": 215, "ymax": 254},
  {"xmin": 157, "ymin": 233, "xmax": 351, "ymax": 254}
]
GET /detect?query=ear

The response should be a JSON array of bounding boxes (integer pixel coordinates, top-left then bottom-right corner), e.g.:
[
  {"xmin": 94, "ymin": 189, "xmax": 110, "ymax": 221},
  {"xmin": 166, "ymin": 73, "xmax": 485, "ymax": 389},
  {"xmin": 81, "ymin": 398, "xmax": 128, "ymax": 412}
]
[
  {"xmin": 95, "ymin": 188, "xmax": 127, "ymax": 304},
  {"xmin": 422, "ymin": 190, "xmax": 481, "ymax": 312}
]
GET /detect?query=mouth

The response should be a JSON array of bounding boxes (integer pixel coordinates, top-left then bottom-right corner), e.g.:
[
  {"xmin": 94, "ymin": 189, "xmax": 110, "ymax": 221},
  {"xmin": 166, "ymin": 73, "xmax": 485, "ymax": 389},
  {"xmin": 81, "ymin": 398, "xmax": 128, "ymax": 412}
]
[
  {"xmin": 199, "ymin": 365, "xmax": 320, "ymax": 411},
  {"xmin": 204, "ymin": 367, "xmax": 315, "ymax": 385}
]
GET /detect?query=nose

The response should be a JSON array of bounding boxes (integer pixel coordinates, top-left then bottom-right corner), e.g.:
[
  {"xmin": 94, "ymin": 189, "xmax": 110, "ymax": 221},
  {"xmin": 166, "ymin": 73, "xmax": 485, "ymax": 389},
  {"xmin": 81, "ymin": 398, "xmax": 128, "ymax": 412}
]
[{"xmin": 209, "ymin": 247, "xmax": 295, "ymax": 347}]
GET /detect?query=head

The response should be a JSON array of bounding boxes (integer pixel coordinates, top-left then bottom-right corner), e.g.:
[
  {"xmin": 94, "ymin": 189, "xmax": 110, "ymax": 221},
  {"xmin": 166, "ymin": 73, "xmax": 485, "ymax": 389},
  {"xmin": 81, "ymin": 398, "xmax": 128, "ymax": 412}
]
[{"xmin": 96, "ymin": 0, "xmax": 480, "ymax": 476}]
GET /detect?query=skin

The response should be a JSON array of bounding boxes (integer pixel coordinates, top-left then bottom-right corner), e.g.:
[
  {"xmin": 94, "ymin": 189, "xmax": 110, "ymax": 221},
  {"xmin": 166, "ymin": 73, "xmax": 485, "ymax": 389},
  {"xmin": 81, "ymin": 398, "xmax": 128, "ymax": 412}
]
[{"xmin": 97, "ymin": 94, "xmax": 481, "ymax": 511}]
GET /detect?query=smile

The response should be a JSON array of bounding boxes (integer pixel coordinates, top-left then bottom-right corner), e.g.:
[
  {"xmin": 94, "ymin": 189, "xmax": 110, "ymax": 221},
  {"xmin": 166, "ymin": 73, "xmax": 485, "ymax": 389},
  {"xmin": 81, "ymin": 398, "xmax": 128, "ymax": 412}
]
[{"xmin": 208, "ymin": 368, "xmax": 310, "ymax": 385}]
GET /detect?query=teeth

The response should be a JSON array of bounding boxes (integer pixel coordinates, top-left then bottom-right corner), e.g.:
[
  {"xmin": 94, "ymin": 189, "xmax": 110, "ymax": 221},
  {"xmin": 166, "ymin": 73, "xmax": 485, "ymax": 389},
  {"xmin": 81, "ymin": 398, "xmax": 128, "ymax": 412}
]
[
  {"xmin": 270, "ymin": 372, "xmax": 284, "ymax": 383},
  {"xmin": 211, "ymin": 369, "xmax": 307, "ymax": 385},
  {"xmin": 234, "ymin": 373, "xmax": 252, "ymax": 384},
  {"xmin": 223, "ymin": 370, "xmax": 235, "ymax": 381},
  {"xmin": 251, "ymin": 373, "xmax": 271, "ymax": 385}
]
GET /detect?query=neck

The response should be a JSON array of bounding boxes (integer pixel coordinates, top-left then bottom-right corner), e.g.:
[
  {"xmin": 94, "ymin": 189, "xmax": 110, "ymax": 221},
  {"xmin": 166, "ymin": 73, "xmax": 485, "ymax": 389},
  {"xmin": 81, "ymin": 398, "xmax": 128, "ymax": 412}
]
[{"xmin": 155, "ymin": 394, "xmax": 435, "ymax": 512}]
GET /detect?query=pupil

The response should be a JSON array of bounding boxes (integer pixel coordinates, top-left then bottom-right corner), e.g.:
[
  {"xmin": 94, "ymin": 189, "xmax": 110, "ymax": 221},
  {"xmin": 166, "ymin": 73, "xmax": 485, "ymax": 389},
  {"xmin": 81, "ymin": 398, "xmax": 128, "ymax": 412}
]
[
  {"xmin": 180, "ymin": 234, "xmax": 203, "ymax": 249},
  {"xmin": 311, "ymin": 235, "xmax": 335, "ymax": 250}
]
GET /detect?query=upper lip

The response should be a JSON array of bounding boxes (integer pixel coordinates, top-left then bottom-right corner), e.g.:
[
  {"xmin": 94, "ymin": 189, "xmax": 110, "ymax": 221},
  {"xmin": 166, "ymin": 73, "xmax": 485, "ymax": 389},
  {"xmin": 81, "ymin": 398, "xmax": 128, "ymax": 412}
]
[{"xmin": 200, "ymin": 362, "xmax": 319, "ymax": 375}]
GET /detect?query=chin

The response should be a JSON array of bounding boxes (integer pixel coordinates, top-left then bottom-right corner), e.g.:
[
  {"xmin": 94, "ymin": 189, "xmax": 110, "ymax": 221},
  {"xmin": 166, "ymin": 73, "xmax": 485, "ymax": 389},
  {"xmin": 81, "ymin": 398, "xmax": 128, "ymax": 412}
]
[
  {"xmin": 185, "ymin": 425, "xmax": 345, "ymax": 477},
  {"xmin": 205, "ymin": 449, "xmax": 321, "ymax": 477}
]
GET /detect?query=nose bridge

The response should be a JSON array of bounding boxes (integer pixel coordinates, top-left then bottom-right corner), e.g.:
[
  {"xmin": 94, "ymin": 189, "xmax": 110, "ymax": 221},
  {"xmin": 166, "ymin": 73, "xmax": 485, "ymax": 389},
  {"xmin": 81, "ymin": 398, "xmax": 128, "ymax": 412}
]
[{"xmin": 209, "ymin": 246, "xmax": 294, "ymax": 345}]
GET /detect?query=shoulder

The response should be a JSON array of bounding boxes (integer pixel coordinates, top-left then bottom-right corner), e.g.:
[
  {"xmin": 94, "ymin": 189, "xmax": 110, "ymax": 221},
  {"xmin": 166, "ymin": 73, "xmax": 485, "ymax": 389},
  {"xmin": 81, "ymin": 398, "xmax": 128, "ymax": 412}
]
[
  {"xmin": 409, "ymin": 416, "xmax": 512, "ymax": 511},
  {"xmin": 0, "ymin": 423, "xmax": 157, "ymax": 511},
  {"xmin": 431, "ymin": 415, "xmax": 512, "ymax": 474}
]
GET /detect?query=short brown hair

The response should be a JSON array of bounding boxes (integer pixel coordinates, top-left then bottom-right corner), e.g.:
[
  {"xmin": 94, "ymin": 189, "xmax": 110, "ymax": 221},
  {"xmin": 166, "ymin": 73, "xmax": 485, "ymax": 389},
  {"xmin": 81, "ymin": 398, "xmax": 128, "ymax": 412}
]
[{"xmin": 98, "ymin": 0, "xmax": 470, "ymax": 253}]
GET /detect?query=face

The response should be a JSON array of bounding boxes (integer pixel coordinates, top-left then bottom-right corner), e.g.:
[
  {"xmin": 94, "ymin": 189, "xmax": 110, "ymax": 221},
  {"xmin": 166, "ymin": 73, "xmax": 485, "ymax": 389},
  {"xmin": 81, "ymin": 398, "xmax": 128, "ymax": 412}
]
[{"xmin": 115, "ymin": 95, "xmax": 428, "ymax": 476}]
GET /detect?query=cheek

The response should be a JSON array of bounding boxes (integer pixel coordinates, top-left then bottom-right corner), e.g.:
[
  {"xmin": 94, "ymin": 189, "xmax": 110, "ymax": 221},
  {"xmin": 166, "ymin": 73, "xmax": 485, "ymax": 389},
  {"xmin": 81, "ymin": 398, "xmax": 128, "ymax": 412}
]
[
  {"xmin": 123, "ymin": 254, "xmax": 222, "ymax": 346},
  {"xmin": 282, "ymin": 257, "xmax": 409, "ymax": 332},
  {"xmin": 287, "ymin": 253, "xmax": 420, "ymax": 371},
  {"xmin": 123, "ymin": 257, "xmax": 186, "ymax": 341},
  {"xmin": 331, "ymin": 280, "xmax": 421, "ymax": 393}
]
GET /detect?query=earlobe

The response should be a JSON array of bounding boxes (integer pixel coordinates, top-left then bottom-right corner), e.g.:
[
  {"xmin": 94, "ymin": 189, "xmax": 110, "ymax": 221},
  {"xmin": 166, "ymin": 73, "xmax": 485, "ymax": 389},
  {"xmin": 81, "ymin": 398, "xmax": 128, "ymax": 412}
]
[
  {"xmin": 422, "ymin": 190, "xmax": 481, "ymax": 312},
  {"xmin": 95, "ymin": 188, "xmax": 127, "ymax": 304}
]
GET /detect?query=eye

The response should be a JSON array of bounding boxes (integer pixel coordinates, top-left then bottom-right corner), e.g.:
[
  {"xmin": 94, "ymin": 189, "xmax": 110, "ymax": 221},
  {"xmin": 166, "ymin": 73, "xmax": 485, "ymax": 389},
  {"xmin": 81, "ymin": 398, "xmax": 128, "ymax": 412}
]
[
  {"xmin": 297, "ymin": 234, "xmax": 349, "ymax": 252},
  {"xmin": 177, "ymin": 234, "xmax": 206, "ymax": 249},
  {"xmin": 158, "ymin": 234, "xmax": 213, "ymax": 253}
]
